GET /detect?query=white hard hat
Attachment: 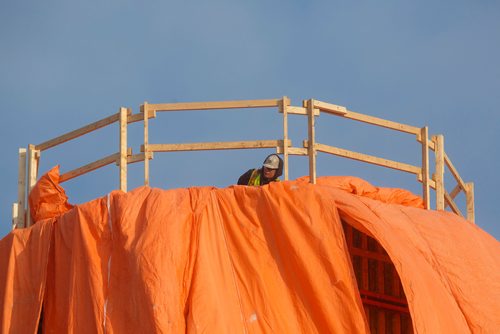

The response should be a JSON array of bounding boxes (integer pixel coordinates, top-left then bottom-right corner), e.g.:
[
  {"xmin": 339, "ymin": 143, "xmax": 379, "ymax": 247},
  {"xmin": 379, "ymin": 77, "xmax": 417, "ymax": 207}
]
[{"xmin": 263, "ymin": 154, "xmax": 280, "ymax": 169}]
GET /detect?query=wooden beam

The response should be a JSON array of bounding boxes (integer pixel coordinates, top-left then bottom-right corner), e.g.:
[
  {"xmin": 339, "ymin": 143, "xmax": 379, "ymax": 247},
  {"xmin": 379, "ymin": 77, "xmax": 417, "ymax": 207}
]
[
  {"xmin": 12, "ymin": 203, "xmax": 18, "ymax": 230},
  {"xmin": 306, "ymin": 99, "xmax": 317, "ymax": 184},
  {"xmin": 144, "ymin": 140, "xmax": 291, "ymax": 152},
  {"xmin": 127, "ymin": 110, "xmax": 156, "ymax": 124},
  {"xmin": 444, "ymin": 191, "xmax": 463, "ymax": 217},
  {"xmin": 343, "ymin": 109, "xmax": 420, "ymax": 134},
  {"xmin": 444, "ymin": 153, "xmax": 467, "ymax": 192},
  {"xmin": 416, "ymin": 133, "xmax": 436, "ymax": 151},
  {"xmin": 124, "ymin": 152, "xmax": 154, "ymax": 165},
  {"xmin": 345, "ymin": 224, "xmax": 353, "ymax": 247},
  {"xmin": 143, "ymin": 101, "xmax": 150, "ymax": 186},
  {"xmin": 276, "ymin": 146, "xmax": 308, "ymax": 156},
  {"xmin": 466, "ymin": 182, "xmax": 475, "ymax": 224},
  {"xmin": 361, "ymin": 234, "xmax": 369, "ymax": 290},
  {"xmin": 445, "ymin": 184, "xmax": 461, "ymax": 209},
  {"xmin": 434, "ymin": 135, "xmax": 445, "ymax": 210},
  {"xmin": 26, "ymin": 144, "xmax": 40, "ymax": 227},
  {"xmin": 449, "ymin": 184, "xmax": 461, "ymax": 200},
  {"xmin": 310, "ymin": 142, "xmax": 421, "ymax": 175},
  {"xmin": 281, "ymin": 96, "xmax": 290, "ymax": 181},
  {"xmin": 60, "ymin": 149, "xmax": 132, "ymax": 183},
  {"xmin": 311, "ymin": 100, "xmax": 347, "ymax": 116},
  {"xmin": 418, "ymin": 173, "xmax": 437, "ymax": 189},
  {"xmin": 119, "ymin": 107, "xmax": 128, "ymax": 192},
  {"xmin": 17, "ymin": 148, "xmax": 27, "ymax": 228},
  {"xmin": 284, "ymin": 106, "xmax": 320, "ymax": 116},
  {"xmin": 392, "ymin": 266, "xmax": 402, "ymax": 332},
  {"xmin": 348, "ymin": 247, "xmax": 392, "ymax": 264},
  {"xmin": 360, "ymin": 298, "xmax": 410, "ymax": 314},
  {"xmin": 427, "ymin": 138, "xmax": 436, "ymax": 151},
  {"xmin": 308, "ymin": 100, "xmax": 420, "ymax": 135},
  {"xmin": 376, "ymin": 247, "xmax": 386, "ymax": 334},
  {"xmin": 148, "ymin": 98, "xmax": 281, "ymax": 112},
  {"xmin": 359, "ymin": 289, "xmax": 409, "ymax": 309},
  {"xmin": 421, "ymin": 127, "xmax": 431, "ymax": 209},
  {"xmin": 35, "ymin": 111, "xmax": 130, "ymax": 151}
]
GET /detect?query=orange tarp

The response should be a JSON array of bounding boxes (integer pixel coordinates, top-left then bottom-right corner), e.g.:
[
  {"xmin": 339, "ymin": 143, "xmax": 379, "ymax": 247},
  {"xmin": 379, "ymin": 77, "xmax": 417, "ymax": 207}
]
[
  {"xmin": 1, "ymin": 171, "xmax": 500, "ymax": 333},
  {"xmin": 0, "ymin": 219, "xmax": 53, "ymax": 333}
]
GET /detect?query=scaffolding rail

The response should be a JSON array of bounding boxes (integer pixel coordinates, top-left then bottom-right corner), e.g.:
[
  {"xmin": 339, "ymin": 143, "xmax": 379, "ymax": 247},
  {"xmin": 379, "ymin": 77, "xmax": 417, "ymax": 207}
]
[{"xmin": 11, "ymin": 97, "xmax": 475, "ymax": 230}]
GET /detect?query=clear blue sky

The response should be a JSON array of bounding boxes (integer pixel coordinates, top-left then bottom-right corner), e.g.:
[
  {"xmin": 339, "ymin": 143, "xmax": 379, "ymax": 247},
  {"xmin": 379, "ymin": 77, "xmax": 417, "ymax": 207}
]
[{"xmin": 1, "ymin": 1, "xmax": 499, "ymax": 241}]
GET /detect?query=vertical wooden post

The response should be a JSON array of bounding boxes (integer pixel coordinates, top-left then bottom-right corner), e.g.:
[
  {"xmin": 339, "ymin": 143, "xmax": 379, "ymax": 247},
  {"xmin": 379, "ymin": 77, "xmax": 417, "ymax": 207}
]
[
  {"xmin": 12, "ymin": 203, "xmax": 19, "ymax": 230},
  {"xmin": 361, "ymin": 234, "xmax": 368, "ymax": 291},
  {"xmin": 16, "ymin": 148, "xmax": 27, "ymax": 228},
  {"xmin": 281, "ymin": 96, "xmax": 290, "ymax": 181},
  {"xmin": 433, "ymin": 135, "xmax": 445, "ymax": 210},
  {"xmin": 360, "ymin": 231, "xmax": 370, "ymax": 327},
  {"xmin": 392, "ymin": 266, "xmax": 401, "ymax": 332},
  {"xmin": 26, "ymin": 144, "xmax": 40, "ymax": 227},
  {"xmin": 306, "ymin": 99, "xmax": 317, "ymax": 184},
  {"xmin": 420, "ymin": 127, "xmax": 430, "ymax": 209},
  {"xmin": 466, "ymin": 182, "xmax": 475, "ymax": 224},
  {"xmin": 143, "ymin": 102, "xmax": 150, "ymax": 186},
  {"xmin": 376, "ymin": 243, "xmax": 386, "ymax": 333},
  {"xmin": 119, "ymin": 107, "xmax": 128, "ymax": 192}
]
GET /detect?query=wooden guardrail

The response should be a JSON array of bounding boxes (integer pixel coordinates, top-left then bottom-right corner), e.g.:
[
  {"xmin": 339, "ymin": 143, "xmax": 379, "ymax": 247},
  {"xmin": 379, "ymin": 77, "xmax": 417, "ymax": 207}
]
[
  {"xmin": 12, "ymin": 97, "xmax": 474, "ymax": 230},
  {"xmin": 12, "ymin": 107, "xmax": 155, "ymax": 229},
  {"xmin": 293, "ymin": 99, "xmax": 474, "ymax": 223}
]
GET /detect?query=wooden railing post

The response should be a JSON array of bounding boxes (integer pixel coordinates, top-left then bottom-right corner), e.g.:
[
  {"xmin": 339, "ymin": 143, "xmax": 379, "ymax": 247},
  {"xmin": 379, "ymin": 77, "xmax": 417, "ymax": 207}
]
[
  {"xmin": 306, "ymin": 99, "xmax": 317, "ymax": 184},
  {"xmin": 142, "ymin": 102, "xmax": 150, "ymax": 186},
  {"xmin": 26, "ymin": 144, "xmax": 40, "ymax": 227},
  {"xmin": 119, "ymin": 107, "xmax": 128, "ymax": 192},
  {"xmin": 11, "ymin": 203, "xmax": 19, "ymax": 230},
  {"xmin": 466, "ymin": 182, "xmax": 475, "ymax": 223},
  {"xmin": 281, "ymin": 96, "xmax": 290, "ymax": 181},
  {"xmin": 433, "ymin": 135, "xmax": 445, "ymax": 210},
  {"xmin": 14, "ymin": 148, "xmax": 27, "ymax": 228},
  {"xmin": 420, "ymin": 127, "xmax": 430, "ymax": 209}
]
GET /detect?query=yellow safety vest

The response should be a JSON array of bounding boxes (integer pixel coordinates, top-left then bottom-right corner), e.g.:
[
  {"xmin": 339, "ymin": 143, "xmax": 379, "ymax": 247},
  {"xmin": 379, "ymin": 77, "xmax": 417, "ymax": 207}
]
[{"xmin": 248, "ymin": 169, "xmax": 280, "ymax": 186}]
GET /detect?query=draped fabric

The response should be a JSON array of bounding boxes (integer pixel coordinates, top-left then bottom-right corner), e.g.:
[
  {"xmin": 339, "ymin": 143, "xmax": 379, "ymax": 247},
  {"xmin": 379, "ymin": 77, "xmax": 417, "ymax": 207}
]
[{"xmin": 1, "ymin": 170, "xmax": 499, "ymax": 333}]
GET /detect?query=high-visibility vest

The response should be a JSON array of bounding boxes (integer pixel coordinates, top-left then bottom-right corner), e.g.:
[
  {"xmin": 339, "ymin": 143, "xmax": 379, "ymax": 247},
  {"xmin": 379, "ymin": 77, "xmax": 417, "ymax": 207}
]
[
  {"xmin": 247, "ymin": 169, "xmax": 280, "ymax": 186},
  {"xmin": 248, "ymin": 169, "xmax": 261, "ymax": 186}
]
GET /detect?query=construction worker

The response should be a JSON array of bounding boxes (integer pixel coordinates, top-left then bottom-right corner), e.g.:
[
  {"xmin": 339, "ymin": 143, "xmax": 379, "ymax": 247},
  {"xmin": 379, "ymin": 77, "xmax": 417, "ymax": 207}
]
[{"xmin": 238, "ymin": 154, "xmax": 283, "ymax": 186}]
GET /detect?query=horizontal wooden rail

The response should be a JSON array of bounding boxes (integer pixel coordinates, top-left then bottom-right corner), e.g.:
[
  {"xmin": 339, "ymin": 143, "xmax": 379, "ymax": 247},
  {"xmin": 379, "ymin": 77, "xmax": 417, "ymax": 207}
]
[
  {"xmin": 415, "ymin": 136, "xmax": 436, "ymax": 151},
  {"xmin": 311, "ymin": 100, "xmax": 347, "ymax": 116},
  {"xmin": 143, "ymin": 140, "xmax": 290, "ymax": 152},
  {"xmin": 308, "ymin": 100, "xmax": 421, "ymax": 135},
  {"xmin": 444, "ymin": 153, "xmax": 467, "ymax": 191},
  {"xmin": 125, "ymin": 152, "xmax": 153, "ymax": 165},
  {"xmin": 60, "ymin": 148, "xmax": 132, "ymax": 183},
  {"xmin": 277, "ymin": 146, "xmax": 308, "ymax": 156},
  {"xmin": 308, "ymin": 142, "xmax": 421, "ymax": 175},
  {"xmin": 417, "ymin": 174, "xmax": 436, "ymax": 189},
  {"xmin": 128, "ymin": 110, "xmax": 156, "ymax": 124},
  {"xmin": 342, "ymin": 109, "xmax": 420, "ymax": 135},
  {"xmin": 283, "ymin": 106, "xmax": 320, "ymax": 116},
  {"xmin": 144, "ymin": 99, "xmax": 281, "ymax": 112},
  {"xmin": 35, "ymin": 110, "xmax": 132, "ymax": 151}
]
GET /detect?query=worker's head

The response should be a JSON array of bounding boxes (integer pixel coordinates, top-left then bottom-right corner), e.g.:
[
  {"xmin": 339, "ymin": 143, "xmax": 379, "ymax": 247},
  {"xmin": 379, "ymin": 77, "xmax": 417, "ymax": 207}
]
[{"xmin": 262, "ymin": 154, "xmax": 283, "ymax": 180}]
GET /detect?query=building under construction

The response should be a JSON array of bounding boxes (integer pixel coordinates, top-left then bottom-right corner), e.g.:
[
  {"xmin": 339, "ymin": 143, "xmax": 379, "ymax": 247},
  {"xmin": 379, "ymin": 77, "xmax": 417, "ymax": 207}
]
[{"xmin": 1, "ymin": 98, "xmax": 499, "ymax": 333}]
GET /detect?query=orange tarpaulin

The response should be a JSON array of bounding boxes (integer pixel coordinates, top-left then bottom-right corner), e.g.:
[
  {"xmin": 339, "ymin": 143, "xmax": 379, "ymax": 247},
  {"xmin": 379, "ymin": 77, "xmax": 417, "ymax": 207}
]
[
  {"xmin": 1, "ymin": 172, "xmax": 500, "ymax": 333},
  {"xmin": 0, "ymin": 219, "xmax": 53, "ymax": 334}
]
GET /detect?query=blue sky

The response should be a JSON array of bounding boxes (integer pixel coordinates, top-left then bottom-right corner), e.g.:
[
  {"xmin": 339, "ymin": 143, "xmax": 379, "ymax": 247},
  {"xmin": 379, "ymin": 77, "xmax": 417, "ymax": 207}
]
[{"xmin": 1, "ymin": 1, "xmax": 499, "ymax": 241}]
